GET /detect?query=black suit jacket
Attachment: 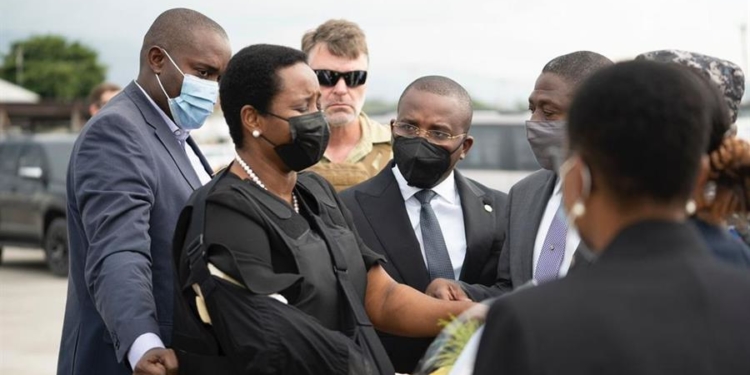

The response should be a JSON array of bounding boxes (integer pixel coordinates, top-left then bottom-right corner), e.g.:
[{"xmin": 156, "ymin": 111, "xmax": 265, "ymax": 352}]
[
  {"xmin": 474, "ymin": 220, "xmax": 750, "ymax": 375},
  {"xmin": 340, "ymin": 164, "xmax": 508, "ymax": 373},
  {"xmin": 462, "ymin": 169, "xmax": 592, "ymax": 301}
]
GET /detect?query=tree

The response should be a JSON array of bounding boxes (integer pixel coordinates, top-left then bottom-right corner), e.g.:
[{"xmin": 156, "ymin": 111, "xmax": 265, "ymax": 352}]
[{"xmin": 1, "ymin": 35, "xmax": 106, "ymax": 101}]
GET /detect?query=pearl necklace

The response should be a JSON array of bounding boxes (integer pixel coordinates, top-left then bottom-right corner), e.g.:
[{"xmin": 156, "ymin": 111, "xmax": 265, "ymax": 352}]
[{"xmin": 235, "ymin": 153, "xmax": 298, "ymax": 213}]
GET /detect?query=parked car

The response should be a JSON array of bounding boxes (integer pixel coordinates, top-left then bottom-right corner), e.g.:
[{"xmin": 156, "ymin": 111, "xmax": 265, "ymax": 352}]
[
  {"xmin": 0, "ymin": 133, "xmax": 77, "ymax": 276},
  {"xmin": 372, "ymin": 110, "xmax": 539, "ymax": 193}
]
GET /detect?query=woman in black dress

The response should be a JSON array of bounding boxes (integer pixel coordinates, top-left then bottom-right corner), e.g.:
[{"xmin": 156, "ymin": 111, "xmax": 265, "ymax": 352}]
[{"xmin": 172, "ymin": 44, "xmax": 474, "ymax": 375}]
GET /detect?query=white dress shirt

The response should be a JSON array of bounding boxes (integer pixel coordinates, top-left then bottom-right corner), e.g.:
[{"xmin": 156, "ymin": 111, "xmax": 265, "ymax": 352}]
[
  {"xmin": 134, "ymin": 80, "xmax": 211, "ymax": 184},
  {"xmin": 531, "ymin": 179, "xmax": 581, "ymax": 279},
  {"xmin": 127, "ymin": 81, "xmax": 211, "ymax": 368},
  {"xmin": 392, "ymin": 165, "xmax": 467, "ymax": 280}
]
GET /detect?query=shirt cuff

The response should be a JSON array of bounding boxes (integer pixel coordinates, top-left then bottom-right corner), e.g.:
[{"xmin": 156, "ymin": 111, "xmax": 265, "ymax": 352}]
[{"xmin": 127, "ymin": 332, "xmax": 164, "ymax": 370}]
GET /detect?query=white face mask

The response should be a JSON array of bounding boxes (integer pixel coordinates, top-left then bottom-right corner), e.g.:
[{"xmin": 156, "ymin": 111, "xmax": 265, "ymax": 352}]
[
  {"xmin": 154, "ymin": 48, "xmax": 219, "ymax": 130},
  {"xmin": 558, "ymin": 156, "xmax": 592, "ymax": 243}
]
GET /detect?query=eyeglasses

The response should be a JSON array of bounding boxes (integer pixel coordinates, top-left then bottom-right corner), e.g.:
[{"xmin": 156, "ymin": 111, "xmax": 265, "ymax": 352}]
[
  {"xmin": 315, "ymin": 70, "xmax": 368, "ymax": 87},
  {"xmin": 392, "ymin": 122, "xmax": 467, "ymax": 145}
]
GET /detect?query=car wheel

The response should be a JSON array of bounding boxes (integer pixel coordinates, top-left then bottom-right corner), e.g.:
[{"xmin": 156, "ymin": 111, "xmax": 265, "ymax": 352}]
[{"xmin": 44, "ymin": 218, "xmax": 69, "ymax": 277}]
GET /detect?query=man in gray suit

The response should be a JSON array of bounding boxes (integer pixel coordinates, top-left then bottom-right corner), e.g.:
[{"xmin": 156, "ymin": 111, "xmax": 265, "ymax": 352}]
[
  {"xmin": 57, "ymin": 9, "xmax": 231, "ymax": 375},
  {"xmin": 427, "ymin": 51, "xmax": 612, "ymax": 301}
]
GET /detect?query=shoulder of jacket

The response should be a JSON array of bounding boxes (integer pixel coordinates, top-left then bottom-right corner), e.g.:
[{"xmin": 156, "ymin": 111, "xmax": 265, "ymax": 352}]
[{"xmin": 361, "ymin": 112, "xmax": 392, "ymax": 144}]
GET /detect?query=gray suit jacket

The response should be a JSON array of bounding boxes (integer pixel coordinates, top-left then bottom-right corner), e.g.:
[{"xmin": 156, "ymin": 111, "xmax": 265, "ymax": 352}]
[
  {"xmin": 57, "ymin": 82, "xmax": 211, "ymax": 375},
  {"xmin": 461, "ymin": 169, "xmax": 591, "ymax": 301}
]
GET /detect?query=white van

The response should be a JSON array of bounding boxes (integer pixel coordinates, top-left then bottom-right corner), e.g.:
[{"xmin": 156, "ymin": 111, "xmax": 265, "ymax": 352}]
[
  {"xmin": 458, "ymin": 111, "xmax": 538, "ymax": 193},
  {"xmin": 372, "ymin": 110, "xmax": 539, "ymax": 193}
]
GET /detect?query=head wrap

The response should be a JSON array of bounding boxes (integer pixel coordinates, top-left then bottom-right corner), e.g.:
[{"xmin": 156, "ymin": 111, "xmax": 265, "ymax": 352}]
[{"xmin": 636, "ymin": 50, "xmax": 745, "ymax": 123}]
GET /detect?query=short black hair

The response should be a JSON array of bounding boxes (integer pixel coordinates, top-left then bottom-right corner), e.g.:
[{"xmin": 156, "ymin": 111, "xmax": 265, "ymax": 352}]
[
  {"xmin": 542, "ymin": 51, "xmax": 613, "ymax": 87},
  {"xmin": 567, "ymin": 60, "xmax": 711, "ymax": 205},
  {"xmin": 397, "ymin": 75, "xmax": 473, "ymax": 130},
  {"xmin": 141, "ymin": 8, "xmax": 227, "ymax": 65},
  {"xmin": 220, "ymin": 44, "xmax": 308, "ymax": 147}
]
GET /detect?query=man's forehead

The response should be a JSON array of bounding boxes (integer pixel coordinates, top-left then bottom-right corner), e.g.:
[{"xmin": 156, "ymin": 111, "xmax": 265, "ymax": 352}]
[
  {"xmin": 529, "ymin": 73, "xmax": 573, "ymax": 103},
  {"xmin": 179, "ymin": 34, "xmax": 231, "ymax": 66},
  {"xmin": 308, "ymin": 44, "xmax": 368, "ymax": 70},
  {"xmin": 398, "ymin": 90, "xmax": 468, "ymax": 126}
]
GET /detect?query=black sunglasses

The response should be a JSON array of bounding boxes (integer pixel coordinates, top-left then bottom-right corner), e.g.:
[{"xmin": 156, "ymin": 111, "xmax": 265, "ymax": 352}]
[{"xmin": 315, "ymin": 70, "xmax": 368, "ymax": 87}]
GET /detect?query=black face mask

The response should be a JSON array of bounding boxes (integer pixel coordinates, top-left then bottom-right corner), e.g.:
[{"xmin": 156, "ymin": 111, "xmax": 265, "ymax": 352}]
[
  {"xmin": 262, "ymin": 111, "xmax": 330, "ymax": 171},
  {"xmin": 393, "ymin": 136, "xmax": 462, "ymax": 189}
]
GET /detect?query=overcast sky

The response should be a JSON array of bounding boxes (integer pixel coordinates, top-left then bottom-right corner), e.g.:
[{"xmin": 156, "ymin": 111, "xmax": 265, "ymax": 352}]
[{"xmin": 2, "ymin": 0, "xmax": 749, "ymax": 106}]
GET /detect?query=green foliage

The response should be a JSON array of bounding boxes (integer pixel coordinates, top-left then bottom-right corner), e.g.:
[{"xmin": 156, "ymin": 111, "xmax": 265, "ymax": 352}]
[
  {"xmin": 1, "ymin": 35, "xmax": 106, "ymax": 100},
  {"xmin": 362, "ymin": 99, "xmax": 397, "ymax": 115},
  {"xmin": 433, "ymin": 315, "xmax": 483, "ymax": 371},
  {"xmin": 472, "ymin": 99, "xmax": 495, "ymax": 110}
]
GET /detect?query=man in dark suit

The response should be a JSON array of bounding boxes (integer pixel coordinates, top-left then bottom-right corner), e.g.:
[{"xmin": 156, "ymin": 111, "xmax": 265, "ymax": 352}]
[
  {"xmin": 427, "ymin": 51, "xmax": 612, "ymax": 301},
  {"xmin": 57, "ymin": 9, "xmax": 231, "ymax": 375},
  {"xmin": 475, "ymin": 60, "xmax": 750, "ymax": 375},
  {"xmin": 340, "ymin": 76, "xmax": 508, "ymax": 372}
]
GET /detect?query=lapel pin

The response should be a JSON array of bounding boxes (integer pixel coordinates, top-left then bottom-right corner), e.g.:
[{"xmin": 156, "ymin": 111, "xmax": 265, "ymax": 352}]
[{"xmin": 484, "ymin": 204, "xmax": 493, "ymax": 212}]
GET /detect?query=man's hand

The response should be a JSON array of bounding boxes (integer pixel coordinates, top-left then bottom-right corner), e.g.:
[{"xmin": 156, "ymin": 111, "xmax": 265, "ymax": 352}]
[
  {"xmin": 133, "ymin": 348, "xmax": 178, "ymax": 375},
  {"xmin": 425, "ymin": 278, "xmax": 471, "ymax": 301}
]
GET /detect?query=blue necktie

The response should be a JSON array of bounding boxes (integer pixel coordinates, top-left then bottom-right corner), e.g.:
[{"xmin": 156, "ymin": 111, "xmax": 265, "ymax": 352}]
[
  {"xmin": 415, "ymin": 189, "xmax": 455, "ymax": 280},
  {"xmin": 534, "ymin": 204, "xmax": 569, "ymax": 283}
]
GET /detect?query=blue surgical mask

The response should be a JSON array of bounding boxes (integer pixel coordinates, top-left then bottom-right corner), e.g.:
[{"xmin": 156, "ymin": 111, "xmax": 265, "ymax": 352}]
[{"xmin": 155, "ymin": 48, "xmax": 218, "ymax": 130}]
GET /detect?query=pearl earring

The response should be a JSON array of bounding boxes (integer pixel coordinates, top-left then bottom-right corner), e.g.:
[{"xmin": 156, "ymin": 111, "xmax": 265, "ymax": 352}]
[
  {"xmin": 686, "ymin": 199, "xmax": 697, "ymax": 215},
  {"xmin": 571, "ymin": 201, "xmax": 586, "ymax": 218},
  {"xmin": 252, "ymin": 129, "xmax": 260, "ymax": 138}
]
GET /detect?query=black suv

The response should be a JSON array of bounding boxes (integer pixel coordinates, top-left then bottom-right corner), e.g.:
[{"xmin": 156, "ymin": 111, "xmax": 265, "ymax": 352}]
[{"xmin": 0, "ymin": 134, "xmax": 77, "ymax": 276}]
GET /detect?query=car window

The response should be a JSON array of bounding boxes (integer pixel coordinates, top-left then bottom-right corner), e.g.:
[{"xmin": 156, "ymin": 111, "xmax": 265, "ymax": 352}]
[
  {"xmin": 0, "ymin": 143, "xmax": 22, "ymax": 175},
  {"xmin": 19, "ymin": 145, "xmax": 44, "ymax": 169},
  {"xmin": 460, "ymin": 125, "xmax": 540, "ymax": 171},
  {"xmin": 43, "ymin": 142, "xmax": 75, "ymax": 181}
]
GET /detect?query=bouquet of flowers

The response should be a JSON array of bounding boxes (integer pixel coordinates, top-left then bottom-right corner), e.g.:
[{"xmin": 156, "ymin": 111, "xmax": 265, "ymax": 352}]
[{"xmin": 414, "ymin": 280, "xmax": 538, "ymax": 375}]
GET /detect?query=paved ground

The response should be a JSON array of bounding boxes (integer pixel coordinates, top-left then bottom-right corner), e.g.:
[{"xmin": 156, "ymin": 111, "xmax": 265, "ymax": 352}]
[{"xmin": 0, "ymin": 247, "xmax": 67, "ymax": 375}]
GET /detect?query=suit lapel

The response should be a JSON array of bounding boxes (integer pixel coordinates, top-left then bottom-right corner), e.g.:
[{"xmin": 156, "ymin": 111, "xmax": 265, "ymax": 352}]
[
  {"xmin": 356, "ymin": 167, "xmax": 430, "ymax": 290},
  {"xmin": 516, "ymin": 170, "xmax": 557, "ymax": 282},
  {"xmin": 125, "ymin": 82, "xmax": 202, "ymax": 190},
  {"xmin": 455, "ymin": 172, "xmax": 493, "ymax": 282}
]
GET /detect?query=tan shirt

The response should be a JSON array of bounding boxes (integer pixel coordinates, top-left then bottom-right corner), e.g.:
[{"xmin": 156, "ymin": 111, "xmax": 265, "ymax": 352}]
[{"xmin": 306, "ymin": 112, "xmax": 392, "ymax": 191}]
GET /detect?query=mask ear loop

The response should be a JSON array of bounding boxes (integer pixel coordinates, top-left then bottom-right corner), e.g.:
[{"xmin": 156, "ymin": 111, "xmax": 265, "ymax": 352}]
[
  {"xmin": 562, "ymin": 158, "xmax": 599, "ymax": 263},
  {"xmin": 572, "ymin": 161, "xmax": 592, "ymax": 216},
  {"xmin": 153, "ymin": 47, "xmax": 184, "ymax": 100}
]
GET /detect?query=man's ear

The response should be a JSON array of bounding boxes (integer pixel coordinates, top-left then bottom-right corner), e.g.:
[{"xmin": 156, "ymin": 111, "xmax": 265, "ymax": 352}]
[
  {"xmin": 460, "ymin": 136, "xmax": 474, "ymax": 159},
  {"xmin": 147, "ymin": 46, "xmax": 167, "ymax": 74}
]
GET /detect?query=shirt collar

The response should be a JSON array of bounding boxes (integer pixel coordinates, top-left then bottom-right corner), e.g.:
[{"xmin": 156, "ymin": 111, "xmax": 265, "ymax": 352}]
[
  {"xmin": 392, "ymin": 164, "xmax": 458, "ymax": 204},
  {"xmin": 133, "ymin": 80, "xmax": 189, "ymax": 142},
  {"xmin": 553, "ymin": 175, "xmax": 562, "ymax": 195}
]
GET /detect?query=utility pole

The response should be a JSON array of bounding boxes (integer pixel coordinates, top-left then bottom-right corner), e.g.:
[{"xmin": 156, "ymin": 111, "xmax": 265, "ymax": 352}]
[{"xmin": 15, "ymin": 45, "xmax": 24, "ymax": 86}]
